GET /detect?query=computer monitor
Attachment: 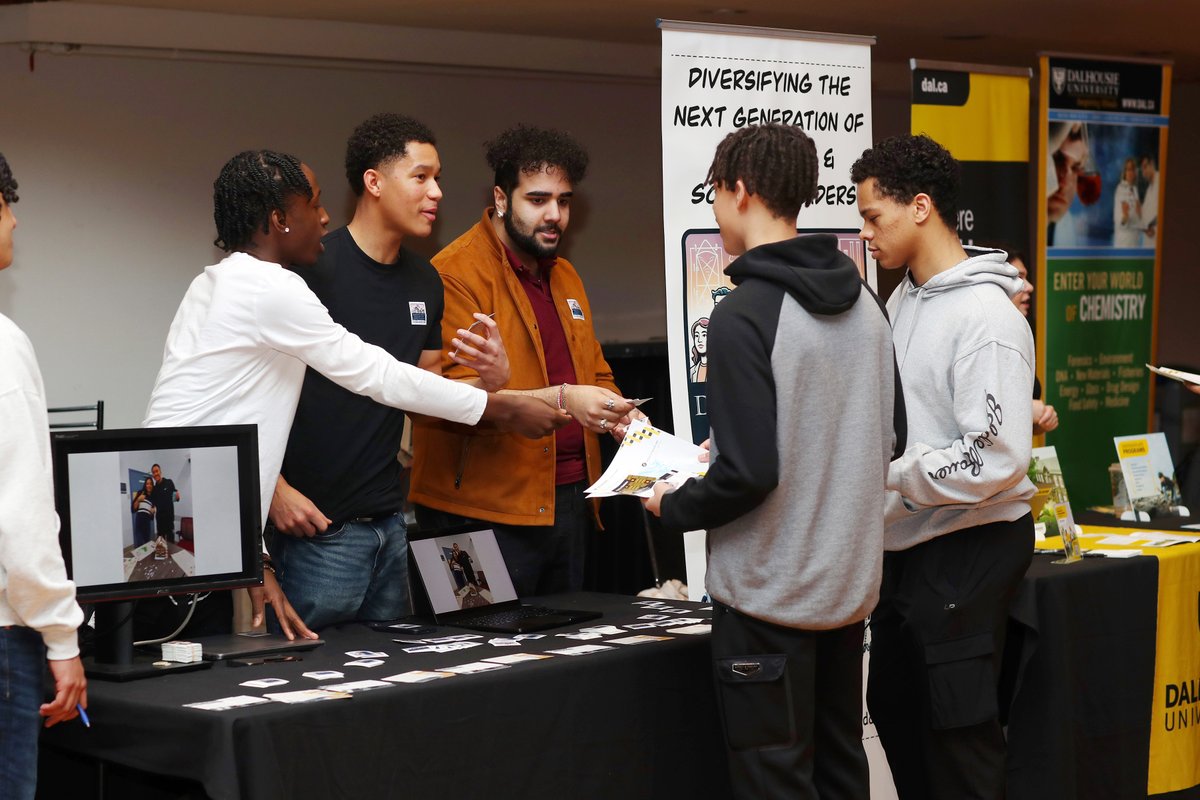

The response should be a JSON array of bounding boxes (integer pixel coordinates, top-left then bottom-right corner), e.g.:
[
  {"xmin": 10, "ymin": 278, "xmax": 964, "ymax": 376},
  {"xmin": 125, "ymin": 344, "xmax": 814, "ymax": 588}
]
[{"xmin": 51, "ymin": 425, "xmax": 262, "ymax": 679}]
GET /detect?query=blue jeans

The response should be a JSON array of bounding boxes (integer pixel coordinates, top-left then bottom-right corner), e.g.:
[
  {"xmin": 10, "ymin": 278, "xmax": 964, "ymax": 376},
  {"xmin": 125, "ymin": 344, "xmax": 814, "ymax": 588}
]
[
  {"xmin": 270, "ymin": 512, "xmax": 411, "ymax": 632},
  {"xmin": 0, "ymin": 626, "xmax": 46, "ymax": 800}
]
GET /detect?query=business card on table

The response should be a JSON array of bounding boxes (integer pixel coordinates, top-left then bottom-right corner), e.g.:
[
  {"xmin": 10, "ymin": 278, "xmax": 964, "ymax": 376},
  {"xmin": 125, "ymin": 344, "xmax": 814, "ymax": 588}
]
[
  {"xmin": 239, "ymin": 677, "xmax": 289, "ymax": 689},
  {"xmin": 184, "ymin": 695, "xmax": 271, "ymax": 711},
  {"xmin": 436, "ymin": 661, "xmax": 510, "ymax": 675},
  {"xmin": 319, "ymin": 680, "xmax": 391, "ymax": 694},
  {"xmin": 303, "ymin": 670, "xmax": 345, "ymax": 681},
  {"xmin": 345, "ymin": 650, "xmax": 389, "ymax": 659},
  {"xmin": 609, "ymin": 635, "xmax": 672, "ymax": 645},
  {"xmin": 547, "ymin": 644, "xmax": 615, "ymax": 656},
  {"xmin": 384, "ymin": 670, "xmax": 455, "ymax": 684},
  {"xmin": 483, "ymin": 653, "xmax": 553, "ymax": 665},
  {"xmin": 344, "ymin": 659, "xmax": 385, "ymax": 668},
  {"xmin": 263, "ymin": 689, "xmax": 352, "ymax": 704},
  {"xmin": 578, "ymin": 625, "xmax": 625, "ymax": 636},
  {"xmin": 667, "ymin": 624, "xmax": 712, "ymax": 635}
]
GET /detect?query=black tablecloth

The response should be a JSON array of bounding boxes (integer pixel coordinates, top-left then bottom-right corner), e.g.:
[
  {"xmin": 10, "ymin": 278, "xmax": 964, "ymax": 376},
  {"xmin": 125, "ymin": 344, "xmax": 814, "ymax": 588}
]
[
  {"xmin": 41, "ymin": 593, "xmax": 730, "ymax": 800},
  {"xmin": 1005, "ymin": 552, "xmax": 1160, "ymax": 799}
]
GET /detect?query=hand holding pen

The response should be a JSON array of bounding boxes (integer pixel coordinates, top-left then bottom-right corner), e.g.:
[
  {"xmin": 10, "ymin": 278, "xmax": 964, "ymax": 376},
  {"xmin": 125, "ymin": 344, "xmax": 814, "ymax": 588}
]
[
  {"xmin": 449, "ymin": 312, "xmax": 510, "ymax": 391},
  {"xmin": 41, "ymin": 655, "xmax": 87, "ymax": 728}
]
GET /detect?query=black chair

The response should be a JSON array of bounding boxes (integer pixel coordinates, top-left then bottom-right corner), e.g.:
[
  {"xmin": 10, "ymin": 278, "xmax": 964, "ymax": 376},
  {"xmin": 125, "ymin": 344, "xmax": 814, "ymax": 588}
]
[{"xmin": 47, "ymin": 400, "xmax": 104, "ymax": 431}]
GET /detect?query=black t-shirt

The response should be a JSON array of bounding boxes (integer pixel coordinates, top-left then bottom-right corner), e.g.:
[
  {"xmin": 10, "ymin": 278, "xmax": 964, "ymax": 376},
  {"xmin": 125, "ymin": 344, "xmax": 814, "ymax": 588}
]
[
  {"xmin": 150, "ymin": 478, "xmax": 177, "ymax": 522},
  {"xmin": 280, "ymin": 227, "xmax": 444, "ymax": 524}
]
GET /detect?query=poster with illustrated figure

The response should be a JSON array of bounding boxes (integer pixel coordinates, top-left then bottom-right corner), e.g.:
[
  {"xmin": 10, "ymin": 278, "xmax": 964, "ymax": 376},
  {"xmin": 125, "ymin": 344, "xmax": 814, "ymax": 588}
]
[{"xmin": 660, "ymin": 20, "xmax": 875, "ymax": 444}]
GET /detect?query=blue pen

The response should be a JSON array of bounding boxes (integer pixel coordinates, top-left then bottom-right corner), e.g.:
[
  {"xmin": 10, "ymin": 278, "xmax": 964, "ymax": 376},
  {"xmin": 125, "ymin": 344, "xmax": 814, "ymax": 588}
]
[{"xmin": 76, "ymin": 704, "xmax": 90, "ymax": 728}]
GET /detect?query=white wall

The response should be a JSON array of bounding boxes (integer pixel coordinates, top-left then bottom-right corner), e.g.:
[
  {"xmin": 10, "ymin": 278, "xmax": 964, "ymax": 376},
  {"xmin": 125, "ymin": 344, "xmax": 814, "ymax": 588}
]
[
  {"xmin": 0, "ymin": 6, "xmax": 664, "ymax": 428},
  {"xmin": 2, "ymin": 5, "xmax": 1195, "ymax": 431}
]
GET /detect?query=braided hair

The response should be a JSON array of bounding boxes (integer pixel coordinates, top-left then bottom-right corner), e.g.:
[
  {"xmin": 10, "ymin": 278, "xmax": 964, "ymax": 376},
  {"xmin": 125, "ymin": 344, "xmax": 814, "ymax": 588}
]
[
  {"xmin": 485, "ymin": 126, "xmax": 589, "ymax": 198},
  {"xmin": 212, "ymin": 150, "xmax": 311, "ymax": 252},
  {"xmin": 706, "ymin": 124, "xmax": 818, "ymax": 219},
  {"xmin": 0, "ymin": 152, "xmax": 18, "ymax": 205}
]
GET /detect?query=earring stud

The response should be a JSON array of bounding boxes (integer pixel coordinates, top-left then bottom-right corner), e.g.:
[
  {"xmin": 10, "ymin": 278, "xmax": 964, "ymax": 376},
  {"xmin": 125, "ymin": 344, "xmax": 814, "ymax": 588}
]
[{"xmin": 284, "ymin": 227, "xmax": 290, "ymax": 233}]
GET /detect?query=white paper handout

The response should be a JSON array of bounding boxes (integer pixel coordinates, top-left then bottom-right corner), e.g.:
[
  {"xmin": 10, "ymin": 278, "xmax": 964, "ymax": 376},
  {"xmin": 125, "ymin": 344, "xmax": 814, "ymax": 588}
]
[
  {"xmin": 1147, "ymin": 364, "xmax": 1200, "ymax": 387},
  {"xmin": 586, "ymin": 420, "xmax": 707, "ymax": 498}
]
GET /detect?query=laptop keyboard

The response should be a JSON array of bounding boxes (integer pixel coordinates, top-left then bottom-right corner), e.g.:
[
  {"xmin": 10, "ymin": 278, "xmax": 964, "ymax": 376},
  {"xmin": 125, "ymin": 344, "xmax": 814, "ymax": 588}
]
[{"xmin": 463, "ymin": 606, "xmax": 557, "ymax": 627}]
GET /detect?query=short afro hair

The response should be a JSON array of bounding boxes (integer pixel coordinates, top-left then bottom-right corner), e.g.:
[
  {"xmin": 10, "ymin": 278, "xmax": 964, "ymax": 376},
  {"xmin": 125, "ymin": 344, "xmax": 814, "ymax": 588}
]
[
  {"xmin": 485, "ymin": 126, "xmax": 588, "ymax": 198},
  {"xmin": 212, "ymin": 150, "xmax": 312, "ymax": 253},
  {"xmin": 850, "ymin": 134, "xmax": 959, "ymax": 228},
  {"xmin": 706, "ymin": 124, "xmax": 818, "ymax": 219},
  {"xmin": 0, "ymin": 152, "xmax": 18, "ymax": 205},
  {"xmin": 344, "ymin": 113, "xmax": 436, "ymax": 196}
]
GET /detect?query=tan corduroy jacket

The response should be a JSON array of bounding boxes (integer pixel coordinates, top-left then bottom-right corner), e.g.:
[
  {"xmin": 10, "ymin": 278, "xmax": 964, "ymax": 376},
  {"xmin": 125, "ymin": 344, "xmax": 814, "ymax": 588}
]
[{"xmin": 409, "ymin": 210, "xmax": 619, "ymax": 526}]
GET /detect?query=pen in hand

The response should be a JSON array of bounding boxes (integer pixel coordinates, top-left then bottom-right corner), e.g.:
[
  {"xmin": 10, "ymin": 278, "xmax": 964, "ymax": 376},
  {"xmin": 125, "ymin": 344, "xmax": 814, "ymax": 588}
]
[
  {"xmin": 449, "ymin": 312, "xmax": 496, "ymax": 359},
  {"xmin": 76, "ymin": 704, "xmax": 90, "ymax": 728}
]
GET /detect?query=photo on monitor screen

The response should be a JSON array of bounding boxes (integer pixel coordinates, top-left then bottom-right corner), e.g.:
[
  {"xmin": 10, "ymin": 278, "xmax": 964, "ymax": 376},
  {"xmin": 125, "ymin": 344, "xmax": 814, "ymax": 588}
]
[{"xmin": 52, "ymin": 426, "xmax": 261, "ymax": 601}]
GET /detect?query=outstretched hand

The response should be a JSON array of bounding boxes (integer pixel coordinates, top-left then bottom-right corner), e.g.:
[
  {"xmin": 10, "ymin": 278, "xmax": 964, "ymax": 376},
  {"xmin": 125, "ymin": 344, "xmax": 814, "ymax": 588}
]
[{"xmin": 483, "ymin": 393, "xmax": 571, "ymax": 438}]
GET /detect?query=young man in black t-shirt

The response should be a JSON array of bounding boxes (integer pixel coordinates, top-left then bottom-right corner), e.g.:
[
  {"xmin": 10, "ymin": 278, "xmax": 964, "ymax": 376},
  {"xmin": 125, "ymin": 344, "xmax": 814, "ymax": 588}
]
[
  {"xmin": 268, "ymin": 114, "xmax": 510, "ymax": 631},
  {"xmin": 149, "ymin": 463, "xmax": 179, "ymax": 541}
]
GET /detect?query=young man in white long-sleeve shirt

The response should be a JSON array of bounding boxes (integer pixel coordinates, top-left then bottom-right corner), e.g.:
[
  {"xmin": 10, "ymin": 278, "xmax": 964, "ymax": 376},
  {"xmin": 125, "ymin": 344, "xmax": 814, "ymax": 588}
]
[
  {"xmin": 853, "ymin": 135, "xmax": 1036, "ymax": 800},
  {"xmin": 144, "ymin": 150, "xmax": 566, "ymax": 639},
  {"xmin": 0, "ymin": 151, "xmax": 87, "ymax": 800}
]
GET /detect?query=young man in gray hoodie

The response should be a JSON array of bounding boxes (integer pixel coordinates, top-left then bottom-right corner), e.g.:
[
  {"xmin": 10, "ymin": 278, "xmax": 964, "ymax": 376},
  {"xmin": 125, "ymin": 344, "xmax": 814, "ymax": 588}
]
[
  {"xmin": 852, "ymin": 134, "xmax": 1036, "ymax": 800},
  {"xmin": 645, "ymin": 124, "xmax": 903, "ymax": 799}
]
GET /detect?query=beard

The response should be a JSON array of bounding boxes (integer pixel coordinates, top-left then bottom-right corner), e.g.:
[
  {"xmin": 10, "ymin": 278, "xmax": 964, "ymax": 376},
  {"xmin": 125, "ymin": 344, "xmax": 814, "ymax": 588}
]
[{"xmin": 504, "ymin": 211, "xmax": 562, "ymax": 260}]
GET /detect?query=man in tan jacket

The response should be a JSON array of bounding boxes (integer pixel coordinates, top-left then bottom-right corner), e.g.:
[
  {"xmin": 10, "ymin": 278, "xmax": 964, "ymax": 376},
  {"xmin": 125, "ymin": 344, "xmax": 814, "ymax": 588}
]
[{"xmin": 411, "ymin": 126, "xmax": 640, "ymax": 596}]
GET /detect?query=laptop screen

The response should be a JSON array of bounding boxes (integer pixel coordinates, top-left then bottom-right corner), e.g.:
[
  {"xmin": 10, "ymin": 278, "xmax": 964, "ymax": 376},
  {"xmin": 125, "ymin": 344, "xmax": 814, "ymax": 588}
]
[{"xmin": 410, "ymin": 528, "xmax": 519, "ymax": 615}]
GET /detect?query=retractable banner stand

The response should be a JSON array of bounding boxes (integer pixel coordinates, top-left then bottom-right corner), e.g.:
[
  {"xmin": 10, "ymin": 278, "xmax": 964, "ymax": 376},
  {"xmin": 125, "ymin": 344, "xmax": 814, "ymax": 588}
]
[
  {"xmin": 659, "ymin": 21, "xmax": 897, "ymax": 800},
  {"xmin": 659, "ymin": 20, "xmax": 875, "ymax": 446},
  {"xmin": 910, "ymin": 60, "xmax": 1031, "ymax": 249},
  {"xmin": 1038, "ymin": 55, "xmax": 1169, "ymax": 511}
]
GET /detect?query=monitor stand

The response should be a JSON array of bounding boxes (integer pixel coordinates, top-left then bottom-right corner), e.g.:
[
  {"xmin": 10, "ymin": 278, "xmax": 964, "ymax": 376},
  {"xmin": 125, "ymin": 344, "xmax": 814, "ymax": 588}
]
[{"xmin": 86, "ymin": 601, "xmax": 212, "ymax": 682}]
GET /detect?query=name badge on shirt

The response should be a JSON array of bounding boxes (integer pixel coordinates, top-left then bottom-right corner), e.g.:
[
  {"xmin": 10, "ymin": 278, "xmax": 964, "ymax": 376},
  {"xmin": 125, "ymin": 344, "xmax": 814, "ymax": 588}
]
[
  {"xmin": 567, "ymin": 299, "xmax": 585, "ymax": 321},
  {"xmin": 409, "ymin": 302, "xmax": 428, "ymax": 325}
]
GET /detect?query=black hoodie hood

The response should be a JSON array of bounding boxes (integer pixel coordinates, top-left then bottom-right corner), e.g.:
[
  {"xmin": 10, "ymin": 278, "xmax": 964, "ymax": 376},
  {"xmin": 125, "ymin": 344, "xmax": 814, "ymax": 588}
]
[{"xmin": 724, "ymin": 233, "xmax": 862, "ymax": 315}]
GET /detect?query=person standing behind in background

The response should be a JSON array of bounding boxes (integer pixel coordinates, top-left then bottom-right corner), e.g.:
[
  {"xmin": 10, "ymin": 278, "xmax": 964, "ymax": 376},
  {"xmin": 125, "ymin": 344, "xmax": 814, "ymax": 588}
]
[
  {"xmin": 0, "ymin": 151, "xmax": 87, "ymax": 800},
  {"xmin": 1005, "ymin": 250, "xmax": 1058, "ymax": 435}
]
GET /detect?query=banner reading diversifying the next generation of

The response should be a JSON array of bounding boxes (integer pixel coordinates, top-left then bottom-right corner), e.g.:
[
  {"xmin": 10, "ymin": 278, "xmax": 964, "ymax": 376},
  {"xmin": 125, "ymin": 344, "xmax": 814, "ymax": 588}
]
[
  {"xmin": 659, "ymin": 20, "xmax": 875, "ymax": 445},
  {"xmin": 910, "ymin": 60, "xmax": 1031, "ymax": 250},
  {"xmin": 1037, "ymin": 55, "xmax": 1169, "ymax": 511}
]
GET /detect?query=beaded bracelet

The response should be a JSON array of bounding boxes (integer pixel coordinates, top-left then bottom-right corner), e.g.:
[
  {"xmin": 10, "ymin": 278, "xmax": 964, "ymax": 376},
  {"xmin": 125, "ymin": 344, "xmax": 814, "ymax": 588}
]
[{"xmin": 557, "ymin": 383, "xmax": 568, "ymax": 411}]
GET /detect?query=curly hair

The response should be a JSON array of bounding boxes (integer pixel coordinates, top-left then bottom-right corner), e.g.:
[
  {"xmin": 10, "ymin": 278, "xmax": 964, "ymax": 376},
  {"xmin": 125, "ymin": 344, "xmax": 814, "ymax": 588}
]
[
  {"xmin": 706, "ymin": 124, "xmax": 818, "ymax": 219},
  {"xmin": 850, "ymin": 134, "xmax": 959, "ymax": 228},
  {"xmin": 0, "ymin": 152, "xmax": 18, "ymax": 205},
  {"xmin": 212, "ymin": 150, "xmax": 312, "ymax": 253},
  {"xmin": 485, "ymin": 125, "xmax": 589, "ymax": 197},
  {"xmin": 344, "ymin": 113, "xmax": 436, "ymax": 196}
]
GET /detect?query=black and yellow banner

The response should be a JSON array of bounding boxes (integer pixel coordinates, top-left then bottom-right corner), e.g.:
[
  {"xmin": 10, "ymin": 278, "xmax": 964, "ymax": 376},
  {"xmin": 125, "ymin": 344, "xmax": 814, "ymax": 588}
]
[
  {"xmin": 1037, "ymin": 55, "xmax": 1170, "ymax": 512},
  {"xmin": 911, "ymin": 60, "xmax": 1031, "ymax": 249}
]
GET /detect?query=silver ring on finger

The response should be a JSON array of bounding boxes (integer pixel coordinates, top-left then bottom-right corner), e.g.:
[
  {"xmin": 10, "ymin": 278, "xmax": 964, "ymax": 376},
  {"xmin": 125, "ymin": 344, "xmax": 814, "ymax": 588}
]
[
  {"xmin": 600, "ymin": 419, "xmax": 608, "ymax": 430},
  {"xmin": 605, "ymin": 398, "xmax": 615, "ymax": 411}
]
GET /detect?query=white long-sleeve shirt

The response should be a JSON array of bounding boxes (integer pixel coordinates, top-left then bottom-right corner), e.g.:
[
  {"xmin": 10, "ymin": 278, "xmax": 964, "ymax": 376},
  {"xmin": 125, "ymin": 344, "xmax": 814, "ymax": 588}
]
[
  {"xmin": 0, "ymin": 313, "xmax": 83, "ymax": 660},
  {"xmin": 144, "ymin": 252, "xmax": 487, "ymax": 527}
]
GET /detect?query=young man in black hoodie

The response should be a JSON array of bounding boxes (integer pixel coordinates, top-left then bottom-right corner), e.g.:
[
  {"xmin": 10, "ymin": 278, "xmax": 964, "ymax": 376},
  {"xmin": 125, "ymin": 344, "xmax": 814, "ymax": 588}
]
[{"xmin": 644, "ymin": 124, "xmax": 903, "ymax": 799}]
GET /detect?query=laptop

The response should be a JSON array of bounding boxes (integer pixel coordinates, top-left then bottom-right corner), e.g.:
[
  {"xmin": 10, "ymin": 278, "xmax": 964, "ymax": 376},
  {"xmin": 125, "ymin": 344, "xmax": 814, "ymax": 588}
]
[
  {"xmin": 409, "ymin": 525, "xmax": 601, "ymax": 633},
  {"xmin": 190, "ymin": 632, "xmax": 325, "ymax": 661}
]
